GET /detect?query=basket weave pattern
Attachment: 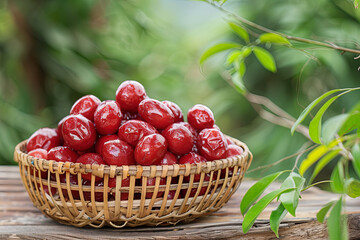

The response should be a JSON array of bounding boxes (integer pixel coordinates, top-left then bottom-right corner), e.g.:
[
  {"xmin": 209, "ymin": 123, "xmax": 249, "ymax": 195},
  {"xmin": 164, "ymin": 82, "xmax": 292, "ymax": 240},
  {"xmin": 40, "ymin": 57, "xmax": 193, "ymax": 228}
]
[{"xmin": 14, "ymin": 137, "xmax": 252, "ymax": 228}]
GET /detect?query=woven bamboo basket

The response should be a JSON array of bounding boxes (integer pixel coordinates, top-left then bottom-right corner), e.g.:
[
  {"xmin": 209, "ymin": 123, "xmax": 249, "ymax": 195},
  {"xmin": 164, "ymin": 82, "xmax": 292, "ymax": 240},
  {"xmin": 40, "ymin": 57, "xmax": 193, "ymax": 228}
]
[{"xmin": 13, "ymin": 136, "xmax": 252, "ymax": 228}]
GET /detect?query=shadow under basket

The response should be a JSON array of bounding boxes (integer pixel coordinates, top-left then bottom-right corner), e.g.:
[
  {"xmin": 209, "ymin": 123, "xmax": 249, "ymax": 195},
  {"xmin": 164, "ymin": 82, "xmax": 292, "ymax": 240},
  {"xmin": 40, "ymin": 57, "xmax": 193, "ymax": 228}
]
[{"xmin": 13, "ymin": 136, "xmax": 252, "ymax": 228}]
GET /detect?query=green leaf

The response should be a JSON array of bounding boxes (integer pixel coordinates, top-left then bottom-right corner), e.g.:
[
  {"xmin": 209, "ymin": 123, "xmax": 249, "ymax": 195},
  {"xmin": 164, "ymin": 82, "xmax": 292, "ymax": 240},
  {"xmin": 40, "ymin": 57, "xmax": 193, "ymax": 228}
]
[
  {"xmin": 338, "ymin": 112, "xmax": 360, "ymax": 136},
  {"xmin": 270, "ymin": 203, "xmax": 288, "ymax": 238},
  {"xmin": 234, "ymin": 58, "xmax": 246, "ymax": 77},
  {"xmin": 309, "ymin": 93, "xmax": 347, "ymax": 144},
  {"xmin": 240, "ymin": 171, "xmax": 286, "ymax": 215},
  {"xmin": 299, "ymin": 144, "xmax": 333, "ymax": 176},
  {"xmin": 330, "ymin": 162, "xmax": 344, "ymax": 193},
  {"xmin": 242, "ymin": 47, "xmax": 252, "ymax": 58},
  {"xmin": 228, "ymin": 22, "xmax": 249, "ymax": 43},
  {"xmin": 226, "ymin": 50, "xmax": 242, "ymax": 65},
  {"xmin": 227, "ymin": 47, "xmax": 251, "ymax": 66},
  {"xmin": 279, "ymin": 172, "xmax": 305, "ymax": 216},
  {"xmin": 200, "ymin": 43, "xmax": 242, "ymax": 64},
  {"xmin": 321, "ymin": 114, "xmax": 349, "ymax": 145},
  {"xmin": 259, "ymin": 33, "xmax": 291, "ymax": 45},
  {"xmin": 351, "ymin": 143, "xmax": 360, "ymax": 178},
  {"xmin": 239, "ymin": 60, "xmax": 246, "ymax": 77},
  {"xmin": 345, "ymin": 178, "xmax": 360, "ymax": 198},
  {"xmin": 327, "ymin": 197, "xmax": 343, "ymax": 240},
  {"xmin": 253, "ymin": 47, "xmax": 276, "ymax": 73},
  {"xmin": 232, "ymin": 72, "xmax": 247, "ymax": 95},
  {"xmin": 291, "ymin": 89, "xmax": 344, "ymax": 135},
  {"xmin": 242, "ymin": 187, "xmax": 295, "ymax": 233},
  {"xmin": 349, "ymin": 101, "xmax": 360, "ymax": 113},
  {"xmin": 317, "ymin": 201, "xmax": 336, "ymax": 223},
  {"xmin": 342, "ymin": 214, "xmax": 349, "ymax": 240},
  {"xmin": 309, "ymin": 89, "xmax": 354, "ymax": 144},
  {"xmin": 310, "ymin": 149, "xmax": 341, "ymax": 183}
]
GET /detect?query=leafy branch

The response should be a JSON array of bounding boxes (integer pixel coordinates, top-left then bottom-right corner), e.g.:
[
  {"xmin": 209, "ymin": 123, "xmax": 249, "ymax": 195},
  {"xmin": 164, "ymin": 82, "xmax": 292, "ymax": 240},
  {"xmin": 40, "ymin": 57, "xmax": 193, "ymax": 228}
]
[
  {"xmin": 206, "ymin": 0, "xmax": 360, "ymax": 56},
  {"xmin": 240, "ymin": 76, "xmax": 360, "ymax": 240},
  {"xmin": 199, "ymin": 4, "xmax": 360, "ymax": 141},
  {"xmin": 200, "ymin": 0, "xmax": 360, "ymax": 239}
]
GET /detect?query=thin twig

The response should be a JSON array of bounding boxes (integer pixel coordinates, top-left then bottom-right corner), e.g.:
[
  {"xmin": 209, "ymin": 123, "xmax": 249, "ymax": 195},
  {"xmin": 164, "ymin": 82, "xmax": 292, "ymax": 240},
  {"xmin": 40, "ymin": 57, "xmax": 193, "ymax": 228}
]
[
  {"xmin": 247, "ymin": 143, "xmax": 316, "ymax": 174},
  {"xmin": 245, "ymin": 92, "xmax": 295, "ymax": 121},
  {"xmin": 249, "ymin": 102, "xmax": 311, "ymax": 140},
  {"xmin": 296, "ymin": 58, "xmax": 312, "ymax": 110},
  {"xmin": 301, "ymin": 180, "xmax": 333, "ymax": 192},
  {"xmin": 208, "ymin": 1, "xmax": 360, "ymax": 55},
  {"xmin": 220, "ymin": 71, "xmax": 311, "ymax": 140},
  {"xmin": 336, "ymin": 134, "xmax": 354, "ymax": 161},
  {"xmin": 292, "ymin": 141, "xmax": 313, "ymax": 172}
]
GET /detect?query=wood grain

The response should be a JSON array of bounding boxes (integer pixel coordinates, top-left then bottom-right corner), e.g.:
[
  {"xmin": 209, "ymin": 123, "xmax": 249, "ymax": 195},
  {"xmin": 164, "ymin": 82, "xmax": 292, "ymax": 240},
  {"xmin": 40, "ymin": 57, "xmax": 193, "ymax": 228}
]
[{"xmin": 1, "ymin": 166, "xmax": 360, "ymax": 239}]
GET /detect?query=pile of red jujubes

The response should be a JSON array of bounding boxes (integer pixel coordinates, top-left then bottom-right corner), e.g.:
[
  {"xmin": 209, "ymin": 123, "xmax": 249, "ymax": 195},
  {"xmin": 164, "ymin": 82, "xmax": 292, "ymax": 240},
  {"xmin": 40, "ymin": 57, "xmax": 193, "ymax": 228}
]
[{"xmin": 26, "ymin": 80, "xmax": 244, "ymax": 201}]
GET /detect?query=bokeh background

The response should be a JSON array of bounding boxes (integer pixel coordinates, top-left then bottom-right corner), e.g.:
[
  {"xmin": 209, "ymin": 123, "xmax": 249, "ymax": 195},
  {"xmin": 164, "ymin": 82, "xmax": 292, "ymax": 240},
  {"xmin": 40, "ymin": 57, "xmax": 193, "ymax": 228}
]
[{"xmin": 1, "ymin": 0, "xmax": 359, "ymax": 178}]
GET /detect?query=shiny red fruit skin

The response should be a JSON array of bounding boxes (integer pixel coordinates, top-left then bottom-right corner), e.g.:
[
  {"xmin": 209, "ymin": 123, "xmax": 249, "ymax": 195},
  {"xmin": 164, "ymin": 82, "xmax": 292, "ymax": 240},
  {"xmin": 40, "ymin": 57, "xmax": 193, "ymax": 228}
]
[
  {"xmin": 118, "ymin": 120, "xmax": 157, "ymax": 146},
  {"xmin": 162, "ymin": 123, "xmax": 194, "ymax": 155},
  {"xmin": 182, "ymin": 122, "xmax": 198, "ymax": 138},
  {"xmin": 28, "ymin": 148, "xmax": 48, "ymax": 160},
  {"xmin": 109, "ymin": 177, "xmax": 130, "ymax": 200},
  {"xmin": 27, "ymin": 128, "xmax": 60, "ymax": 152},
  {"xmin": 56, "ymin": 116, "xmax": 68, "ymax": 142},
  {"xmin": 184, "ymin": 123, "xmax": 199, "ymax": 154},
  {"xmin": 135, "ymin": 133, "xmax": 167, "ymax": 166},
  {"xmin": 28, "ymin": 149, "xmax": 48, "ymax": 178},
  {"xmin": 60, "ymin": 174, "xmax": 81, "ymax": 200},
  {"xmin": 94, "ymin": 100, "xmax": 122, "ymax": 135},
  {"xmin": 178, "ymin": 152, "xmax": 207, "ymax": 165},
  {"xmin": 187, "ymin": 104, "xmax": 215, "ymax": 131},
  {"xmin": 102, "ymin": 139, "xmax": 135, "ymax": 166},
  {"xmin": 76, "ymin": 153, "xmax": 105, "ymax": 181},
  {"xmin": 95, "ymin": 135, "xmax": 119, "ymax": 154},
  {"xmin": 158, "ymin": 152, "xmax": 177, "ymax": 165},
  {"xmin": 162, "ymin": 100, "xmax": 184, "ymax": 122},
  {"xmin": 48, "ymin": 146, "xmax": 79, "ymax": 163},
  {"xmin": 222, "ymin": 145, "xmax": 243, "ymax": 178},
  {"xmin": 116, "ymin": 80, "xmax": 147, "ymax": 112},
  {"xmin": 227, "ymin": 144, "xmax": 244, "ymax": 157},
  {"xmin": 62, "ymin": 114, "xmax": 97, "ymax": 151},
  {"xmin": 179, "ymin": 152, "xmax": 207, "ymax": 182},
  {"xmin": 145, "ymin": 177, "xmax": 166, "ymax": 198},
  {"xmin": 213, "ymin": 125, "xmax": 220, "ymax": 131},
  {"xmin": 197, "ymin": 128, "xmax": 228, "ymax": 161},
  {"xmin": 70, "ymin": 95, "xmax": 101, "ymax": 121},
  {"xmin": 83, "ymin": 180, "xmax": 104, "ymax": 202},
  {"xmin": 138, "ymin": 99, "xmax": 175, "ymax": 129}
]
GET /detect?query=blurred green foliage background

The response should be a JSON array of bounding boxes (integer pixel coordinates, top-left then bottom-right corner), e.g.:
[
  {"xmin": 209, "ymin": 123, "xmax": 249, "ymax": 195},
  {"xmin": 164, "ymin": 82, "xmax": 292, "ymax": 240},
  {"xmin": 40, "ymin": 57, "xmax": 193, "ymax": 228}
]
[{"xmin": 0, "ymin": 0, "xmax": 359, "ymax": 179}]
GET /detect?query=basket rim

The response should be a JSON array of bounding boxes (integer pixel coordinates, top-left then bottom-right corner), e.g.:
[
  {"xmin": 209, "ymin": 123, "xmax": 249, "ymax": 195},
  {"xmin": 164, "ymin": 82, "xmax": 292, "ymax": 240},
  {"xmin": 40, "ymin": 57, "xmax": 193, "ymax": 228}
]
[{"xmin": 14, "ymin": 135, "xmax": 252, "ymax": 178}]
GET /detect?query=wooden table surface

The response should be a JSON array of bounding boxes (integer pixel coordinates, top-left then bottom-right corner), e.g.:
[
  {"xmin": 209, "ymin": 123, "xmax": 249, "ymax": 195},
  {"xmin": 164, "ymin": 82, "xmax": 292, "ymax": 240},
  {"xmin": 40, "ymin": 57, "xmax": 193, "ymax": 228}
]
[{"xmin": 1, "ymin": 165, "xmax": 360, "ymax": 239}]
